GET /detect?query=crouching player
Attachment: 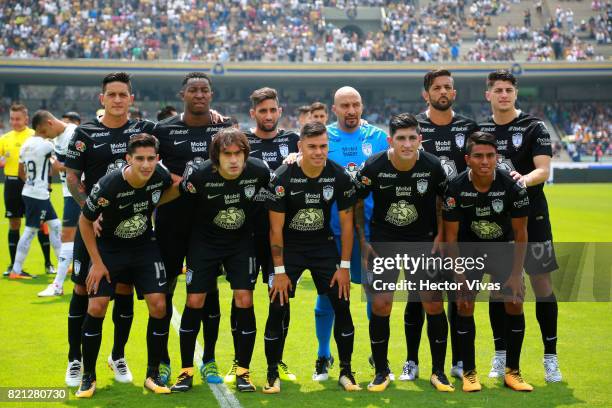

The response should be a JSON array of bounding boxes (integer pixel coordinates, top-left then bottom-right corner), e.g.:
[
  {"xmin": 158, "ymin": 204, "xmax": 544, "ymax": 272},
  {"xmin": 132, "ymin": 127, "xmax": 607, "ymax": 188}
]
[
  {"xmin": 76, "ymin": 134, "xmax": 176, "ymax": 397},
  {"xmin": 443, "ymin": 132, "xmax": 532, "ymax": 392}
]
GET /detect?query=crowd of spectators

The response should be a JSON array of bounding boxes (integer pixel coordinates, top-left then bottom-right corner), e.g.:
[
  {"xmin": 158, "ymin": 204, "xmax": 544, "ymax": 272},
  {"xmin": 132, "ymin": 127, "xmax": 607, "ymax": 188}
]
[{"xmin": 0, "ymin": 0, "xmax": 607, "ymax": 62}]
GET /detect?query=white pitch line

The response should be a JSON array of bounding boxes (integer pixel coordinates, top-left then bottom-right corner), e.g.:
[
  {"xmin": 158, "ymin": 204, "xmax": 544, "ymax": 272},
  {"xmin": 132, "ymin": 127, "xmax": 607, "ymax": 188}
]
[{"xmin": 171, "ymin": 305, "xmax": 243, "ymax": 408}]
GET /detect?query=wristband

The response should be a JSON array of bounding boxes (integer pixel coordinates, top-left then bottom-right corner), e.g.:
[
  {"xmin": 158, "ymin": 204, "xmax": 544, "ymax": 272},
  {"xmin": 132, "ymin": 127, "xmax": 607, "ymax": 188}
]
[
  {"xmin": 340, "ymin": 260, "xmax": 351, "ymax": 269},
  {"xmin": 274, "ymin": 266, "xmax": 286, "ymax": 275}
]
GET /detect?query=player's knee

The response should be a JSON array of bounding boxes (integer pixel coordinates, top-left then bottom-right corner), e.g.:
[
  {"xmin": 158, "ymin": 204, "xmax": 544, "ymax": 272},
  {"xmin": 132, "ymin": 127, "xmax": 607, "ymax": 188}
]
[
  {"xmin": 74, "ymin": 284, "xmax": 87, "ymax": 296},
  {"xmin": 314, "ymin": 294, "xmax": 334, "ymax": 316},
  {"xmin": 529, "ymin": 273, "xmax": 553, "ymax": 297},
  {"xmin": 233, "ymin": 290, "xmax": 253, "ymax": 308},
  {"xmin": 147, "ymin": 294, "xmax": 166, "ymax": 319},
  {"xmin": 371, "ymin": 296, "xmax": 393, "ymax": 316},
  {"xmin": 61, "ymin": 227, "xmax": 76, "ymax": 243},
  {"xmin": 9, "ymin": 218, "xmax": 21, "ymax": 230},
  {"xmin": 265, "ymin": 301, "xmax": 287, "ymax": 335},
  {"xmin": 422, "ymin": 300, "xmax": 444, "ymax": 315},
  {"xmin": 115, "ymin": 282, "xmax": 134, "ymax": 295},
  {"xmin": 457, "ymin": 301, "xmax": 475, "ymax": 316},
  {"xmin": 504, "ymin": 302, "xmax": 523, "ymax": 315},
  {"xmin": 88, "ymin": 297, "xmax": 110, "ymax": 317},
  {"xmin": 186, "ymin": 293, "xmax": 205, "ymax": 309}
]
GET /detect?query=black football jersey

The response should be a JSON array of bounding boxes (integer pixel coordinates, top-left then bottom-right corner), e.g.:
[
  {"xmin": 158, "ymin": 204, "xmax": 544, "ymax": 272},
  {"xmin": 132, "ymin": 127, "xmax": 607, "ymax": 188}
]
[
  {"xmin": 356, "ymin": 150, "xmax": 447, "ymax": 242},
  {"xmin": 478, "ymin": 111, "xmax": 552, "ymax": 198},
  {"xmin": 443, "ymin": 168, "xmax": 530, "ymax": 242},
  {"xmin": 65, "ymin": 118, "xmax": 156, "ymax": 194},
  {"xmin": 417, "ymin": 112, "xmax": 478, "ymax": 180},
  {"xmin": 245, "ymin": 129, "xmax": 300, "ymax": 171},
  {"xmin": 266, "ymin": 160, "xmax": 357, "ymax": 247},
  {"xmin": 152, "ymin": 113, "xmax": 232, "ymax": 175},
  {"xmin": 179, "ymin": 157, "xmax": 271, "ymax": 244},
  {"xmin": 82, "ymin": 164, "xmax": 172, "ymax": 244}
]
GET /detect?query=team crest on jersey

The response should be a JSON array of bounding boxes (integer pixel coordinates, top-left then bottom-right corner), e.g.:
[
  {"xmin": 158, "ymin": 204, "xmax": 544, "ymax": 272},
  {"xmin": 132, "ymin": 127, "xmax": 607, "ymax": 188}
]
[
  {"xmin": 323, "ymin": 185, "xmax": 334, "ymax": 201},
  {"xmin": 455, "ymin": 133, "xmax": 465, "ymax": 149},
  {"xmin": 75, "ymin": 141, "xmax": 86, "ymax": 152},
  {"xmin": 97, "ymin": 197, "xmax": 109, "ymax": 207},
  {"xmin": 152, "ymin": 190, "xmax": 161, "ymax": 204},
  {"xmin": 385, "ymin": 200, "xmax": 418, "ymax": 226},
  {"xmin": 185, "ymin": 269, "xmax": 193, "ymax": 285},
  {"xmin": 275, "ymin": 185, "xmax": 285, "ymax": 197},
  {"xmin": 362, "ymin": 142, "xmax": 372, "ymax": 157},
  {"xmin": 73, "ymin": 260, "xmax": 81, "ymax": 276},
  {"xmin": 279, "ymin": 144, "xmax": 289, "ymax": 158},
  {"xmin": 416, "ymin": 179, "xmax": 428, "ymax": 195},
  {"xmin": 492, "ymin": 199, "xmax": 504, "ymax": 213},
  {"xmin": 512, "ymin": 133, "xmax": 523, "ymax": 148},
  {"xmin": 244, "ymin": 185, "xmax": 256, "ymax": 199},
  {"xmin": 185, "ymin": 182, "xmax": 197, "ymax": 194}
]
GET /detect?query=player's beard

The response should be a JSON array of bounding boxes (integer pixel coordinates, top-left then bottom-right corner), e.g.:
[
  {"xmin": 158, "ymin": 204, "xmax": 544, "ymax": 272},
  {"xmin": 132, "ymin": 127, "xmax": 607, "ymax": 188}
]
[
  {"xmin": 430, "ymin": 97, "xmax": 453, "ymax": 111},
  {"xmin": 343, "ymin": 117, "xmax": 359, "ymax": 130},
  {"xmin": 258, "ymin": 119, "xmax": 279, "ymax": 132}
]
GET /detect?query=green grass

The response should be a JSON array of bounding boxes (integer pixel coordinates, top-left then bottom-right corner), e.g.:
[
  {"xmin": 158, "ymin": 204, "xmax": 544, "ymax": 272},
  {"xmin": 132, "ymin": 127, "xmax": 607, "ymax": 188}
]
[{"xmin": 1, "ymin": 183, "xmax": 611, "ymax": 407}]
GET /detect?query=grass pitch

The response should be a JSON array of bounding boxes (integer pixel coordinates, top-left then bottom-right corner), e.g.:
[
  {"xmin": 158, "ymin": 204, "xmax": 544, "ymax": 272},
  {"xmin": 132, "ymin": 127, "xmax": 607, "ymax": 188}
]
[{"xmin": 0, "ymin": 183, "xmax": 611, "ymax": 407}]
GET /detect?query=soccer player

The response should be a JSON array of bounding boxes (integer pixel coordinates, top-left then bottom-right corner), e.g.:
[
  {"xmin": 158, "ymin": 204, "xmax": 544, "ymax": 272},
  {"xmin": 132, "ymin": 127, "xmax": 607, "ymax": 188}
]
[
  {"xmin": 314, "ymin": 86, "xmax": 388, "ymax": 381},
  {"xmin": 152, "ymin": 72, "xmax": 231, "ymax": 385},
  {"xmin": 239, "ymin": 87, "xmax": 300, "ymax": 382},
  {"xmin": 8, "ymin": 111, "xmax": 63, "ymax": 280},
  {"xmin": 168, "ymin": 128, "xmax": 270, "ymax": 393},
  {"xmin": 402, "ymin": 69, "xmax": 478, "ymax": 381},
  {"xmin": 1, "ymin": 104, "xmax": 53, "ymax": 276},
  {"xmin": 156, "ymin": 105, "xmax": 177, "ymax": 121},
  {"xmin": 479, "ymin": 70, "xmax": 562, "ymax": 383},
  {"xmin": 30, "ymin": 111, "xmax": 79, "ymax": 296},
  {"xmin": 310, "ymin": 102, "xmax": 329, "ymax": 125},
  {"xmin": 64, "ymin": 72, "xmax": 156, "ymax": 387},
  {"xmin": 355, "ymin": 113, "xmax": 453, "ymax": 392},
  {"xmin": 263, "ymin": 121, "xmax": 360, "ymax": 394},
  {"xmin": 62, "ymin": 111, "xmax": 82, "ymax": 126},
  {"xmin": 75, "ymin": 134, "xmax": 174, "ymax": 398},
  {"xmin": 443, "ymin": 131, "xmax": 533, "ymax": 392},
  {"xmin": 296, "ymin": 105, "xmax": 311, "ymax": 129}
]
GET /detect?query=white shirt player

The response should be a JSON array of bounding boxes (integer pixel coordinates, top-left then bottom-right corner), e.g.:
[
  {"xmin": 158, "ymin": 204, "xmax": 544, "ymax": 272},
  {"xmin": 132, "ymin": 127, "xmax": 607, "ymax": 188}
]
[
  {"xmin": 54, "ymin": 123, "xmax": 77, "ymax": 198},
  {"xmin": 19, "ymin": 135, "xmax": 55, "ymax": 200}
]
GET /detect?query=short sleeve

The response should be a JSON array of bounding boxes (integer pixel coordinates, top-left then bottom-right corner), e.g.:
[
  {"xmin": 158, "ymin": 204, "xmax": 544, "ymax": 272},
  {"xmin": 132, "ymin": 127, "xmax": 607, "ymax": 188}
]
[
  {"xmin": 64, "ymin": 127, "xmax": 89, "ymax": 171},
  {"xmin": 354, "ymin": 161, "xmax": 375, "ymax": 199},
  {"xmin": 158, "ymin": 164, "xmax": 173, "ymax": 189},
  {"xmin": 442, "ymin": 182, "xmax": 461, "ymax": 222},
  {"xmin": 82, "ymin": 178, "xmax": 112, "ymax": 221},
  {"xmin": 528, "ymin": 121, "xmax": 553, "ymax": 157},
  {"xmin": 179, "ymin": 162, "xmax": 202, "ymax": 196},
  {"xmin": 509, "ymin": 182, "xmax": 530, "ymax": 218},
  {"xmin": 265, "ymin": 166, "xmax": 289, "ymax": 213},
  {"xmin": 335, "ymin": 171, "xmax": 357, "ymax": 211},
  {"xmin": 433, "ymin": 160, "xmax": 448, "ymax": 197}
]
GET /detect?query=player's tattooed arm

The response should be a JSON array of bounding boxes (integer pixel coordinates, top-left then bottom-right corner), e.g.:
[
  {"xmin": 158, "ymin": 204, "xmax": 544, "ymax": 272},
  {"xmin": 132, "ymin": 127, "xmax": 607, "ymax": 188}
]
[
  {"xmin": 79, "ymin": 214, "xmax": 110, "ymax": 295},
  {"xmin": 66, "ymin": 168, "xmax": 87, "ymax": 207}
]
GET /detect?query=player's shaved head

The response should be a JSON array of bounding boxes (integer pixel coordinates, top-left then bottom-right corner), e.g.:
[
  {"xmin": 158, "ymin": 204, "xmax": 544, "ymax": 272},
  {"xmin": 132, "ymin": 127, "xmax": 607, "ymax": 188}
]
[
  {"xmin": 31, "ymin": 110, "xmax": 54, "ymax": 131},
  {"xmin": 333, "ymin": 86, "xmax": 361, "ymax": 104}
]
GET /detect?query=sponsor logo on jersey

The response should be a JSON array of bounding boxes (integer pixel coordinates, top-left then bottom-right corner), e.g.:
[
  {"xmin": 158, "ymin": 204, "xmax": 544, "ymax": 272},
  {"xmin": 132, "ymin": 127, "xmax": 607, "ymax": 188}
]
[
  {"xmin": 239, "ymin": 178, "xmax": 259, "ymax": 185},
  {"xmin": 420, "ymin": 127, "xmax": 435, "ymax": 133},
  {"xmin": 379, "ymin": 172, "xmax": 398, "ymax": 178},
  {"xmin": 170, "ymin": 129, "xmax": 189, "ymax": 135},
  {"xmin": 323, "ymin": 185, "xmax": 334, "ymax": 201},
  {"xmin": 318, "ymin": 177, "xmax": 335, "ymax": 183},
  {"xmin": 476, "ymin": 206, "xmax": 491, "ymax": 217},
  {"xmin": 204, "ymin": 182, "xmax": 224, "ymax": 187},
  {"xmin": 91, "ymin": 132, "xmax": 110, "ymax": 137},
  {"xmin": 290, "ymin": 178, "xmax": 307, "ymax": 183},
  {"xmin": 117, "ymin": 190, "xmax": 135, "ymax": 198},
  {"xmin": 213, "ymin": 207, "xmax": 246, "ymax": 229},
  {"xmin": 191, "ymin": 141, "xmax": 207, "ymax": 152},
  {"xmin": 114, "ymin": 213, "xmax": 148, "ymax": 238},
  {"xmin": 471, "ymin": 220, "xmax": 503, "ymax": 240},
  {"xmin": 435, "ymin": 140, "xmax": 451, "ymax": 151},
  {"xmin": 289, "ymin": 208, "xmax": 324, "ymax": 231},
  {"xmin": 396, "ymin": 186, "xmax": 412, "ymax": 196},
  {"xmin": 385, "ymin": 200, "xmax": 418, "ymax": 226},
  {"xmin": 146, "ymin": 181, "xmax": 164, "ymax": 191},
  {"xmin": 305, "ymin": 193, "xmax": 320, "ymax": 204},
  {"xmin": 461, "ymin": 191, "xmax": 477, "ymax": 197},
  {"xmin": 123, "ymin": 128, "xmax": 141, "ymax": 134},
  {"xmin": 110, "ymin": 142, "xmax": 127, "ymax": 154},
  {"xmin": 133, "ymin": 201, "xmax": 148, "ymax": 212}
]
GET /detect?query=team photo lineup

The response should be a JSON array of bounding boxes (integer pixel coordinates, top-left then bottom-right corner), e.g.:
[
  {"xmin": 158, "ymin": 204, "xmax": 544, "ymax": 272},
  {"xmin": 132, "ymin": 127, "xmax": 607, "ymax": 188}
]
[{"xmin": 0, "ymin": 64, "xmax": 580, "ymax": 403}]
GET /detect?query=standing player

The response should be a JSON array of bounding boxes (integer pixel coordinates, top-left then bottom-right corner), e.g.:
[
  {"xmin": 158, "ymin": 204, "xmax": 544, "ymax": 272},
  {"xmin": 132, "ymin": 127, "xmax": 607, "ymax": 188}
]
[
  {"xmin": 152, "ymin": 72, "xmax": 231, "ymax": 385},
  {"xmin": 1, "ymin": 104, "xmax": 53, "ymax": 276},
  {"xmin": 443, "ymin": 132, "xmax": 533, "ymax": 392},
  {"xmin": 479, "ymin": 70, "xmax": 562, "ymax": 383},
  {"xmin": 355, "ymin": 113, "xmax": 453, "ymax": 392},
  {"xmin": 62, "ymin": 112, "xmax": 81, "ymax": 126},
  {"xmin": 234, "ymin": 87, "xmax": 300, "ymax": 383},
  {"xmin": 310, "ymin": 102, "xmax": 329, "ymax": 125},
  {"xmin": 75, "ymin": 134, "xmax": 174, "ymax": 397},
  {"xmin": 402, "ymin": 69, "xmax": 478, "ymax": 381},
  {"xmin": 314, "ymin": 86, "xmax": 388, "ymax": 381},
  {"xmin": 64, "ymin": 72, "xmax": 156, "ymax": 387},
  {"xmin": 32, "ymin": 111, "xmax": 79, "ymax": 296},
  {"xmin": 296, "ymin": 105, "xmax": 311, "ymax": 129},
  {"xmin": 8, "ymin": 111, "xmax": 63, "ymax": 279},
  {"xmin": 168, "ymin": 129, "xmax": 270, "ymax": 393},
  {"xmin": 263, "ymin": 121, "xmax": 360, "ymax": 393}
]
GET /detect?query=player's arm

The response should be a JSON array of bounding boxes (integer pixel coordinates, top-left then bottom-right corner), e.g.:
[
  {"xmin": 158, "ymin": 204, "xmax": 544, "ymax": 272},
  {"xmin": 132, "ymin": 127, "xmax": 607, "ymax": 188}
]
[
  {"xmin": 18, "ymin": 162, "xmax": 26, "ymax": 182},
  {"xmin": 432, "ymin": 196, "xmax": 444, "ymax": 254},
  {"xmin": 355, "ymin": 198, "xmax": 377, "ymax": 272},
  {"xmin": 333, "ymin": 207, "xmax": 353, "ymax": 300},
  {"xmin": 79, "ymin": 214, "xmax": 110, "ymax": 295},
  {"xmin": 66, "ymin": 168, "xmax": 87, "ymax": 207},
  {"xmin": 269, "ymin": 210, "xmax": 292, "ymax": 305},
  {"xmin": 510, "ymin": 154, "xmax": 550, "ymax": 187}
]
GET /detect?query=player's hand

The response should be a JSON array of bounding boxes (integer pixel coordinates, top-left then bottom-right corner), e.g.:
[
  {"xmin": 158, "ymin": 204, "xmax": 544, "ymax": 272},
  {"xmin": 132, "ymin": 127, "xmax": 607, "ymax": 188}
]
[
  {"xmin": 170, "ymin": 172, "xmax": 183, "ymax": 185},
  {"xmin": 93, "ymin": 214, "xmax": 103, "ymax": 237},
  {"xmin": 360, "ymin": 241, "xmax": 379, "ymax": 271},
  {"xmin": 210, "ymin": 109, "xmax": 228, "ymax": 124},
  {"xmin": 283, "ymin": 152, "xmax": 301, "ymax": 165},
  {"xmin": 360, "ymin": 119, "xmax": 369, "ymax": 125},
  {"xmin": 503, "ymin": 274, "xmax": 525, "ymax": 304},
  {"xmin": 509, "ymin": 170, "xmax": 527, "ymax": 188},
  {"xmin": 86, "ymin": 262, "xmax": 111, "ymax": 295},
  {"xmin": 269, "ymin": 273, "xmax": 292, "ymax": 306},
  {"xmin": 331, "ymin": 267, "xmax": 351, "ymax": 300},
  {"xmin": 432, "ymin": 234, "xmax": 445, "ymax": 256}
]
